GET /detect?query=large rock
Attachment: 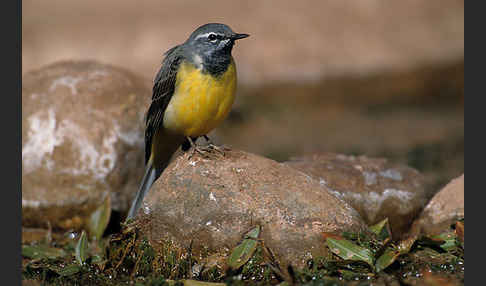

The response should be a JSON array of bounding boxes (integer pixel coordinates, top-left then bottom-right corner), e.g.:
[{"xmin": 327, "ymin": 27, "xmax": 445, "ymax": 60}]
[
  {"xmin": 286, "ymin": 153, "xmax": 431, "ymax": 238},
  {"xmin": 409, "ymin": 174, "xmax": 464, "ymax": 236},
  {"xmin": 22, "ymin": 60, "xmax": 149, "ymax": 230},
  {"xmin": 135, "ymin": 150, "xmax": 366, "ymax": 268}
]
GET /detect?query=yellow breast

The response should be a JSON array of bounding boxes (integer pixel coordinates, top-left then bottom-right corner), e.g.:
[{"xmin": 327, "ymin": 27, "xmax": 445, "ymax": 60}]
[{"xmin": 163, "ymin": 59, "xmax": 237, "ymax": 137}]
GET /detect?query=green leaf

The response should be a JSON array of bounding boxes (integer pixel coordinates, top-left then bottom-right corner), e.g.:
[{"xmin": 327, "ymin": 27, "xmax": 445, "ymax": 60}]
[
  {"xmin": 430, "ymin": 232, "xmax": 458, "ymax": 251},
  {"xmin": 91, "ymin": 254, "xmax": 104, "ymax": 264},
  {"xmin": 375, "ymin": 236, "xmax": 416, "ymax": 272},
  {"xmin": 21, "ymin": 244, "xmax": 67, "ymax": 259},
  {"xmin": 227, "ymin": 226, "xmax": 260, "ymax": 270},
  {"xmin": 91, "ymin": 255, "xmax": 108, "ymax": 271},
  {"xmin": 375, "ymin": 247, "xmax": 400, "ymax": 272},
  {"xmin": 326, "ymin": 237, "xmax": 374, "ymax": 266},
  {"xmin": 397, "ymin": 236, "xmax": 417, "ymax": 254},
  {"xmin": 57, "ymin": 264, "xmax": 82, "ymax": 276},
  {"xmin": 245, "ymin": 226, "xmax": 260, "ymax": 239},
  {"xmin": 87, "ymin": 195, "xmax": 111, "ymax": 241},
  {"xmin": 75, "ymin": 230, "xmax": 89, "ymax": 265},
  {"xmin": 369, "ymin": 218, "xmax": 392, "ymax": 243}
]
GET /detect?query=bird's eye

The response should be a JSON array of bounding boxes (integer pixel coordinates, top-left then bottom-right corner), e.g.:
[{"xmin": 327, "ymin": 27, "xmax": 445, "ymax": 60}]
[{"xmin": 208, "ymin": 34, "xmax": 217, "ymax": 41}]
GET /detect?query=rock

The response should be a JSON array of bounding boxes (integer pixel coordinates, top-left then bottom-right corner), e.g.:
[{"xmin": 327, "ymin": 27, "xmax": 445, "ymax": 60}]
[
  {"xmin": 22, "ymin": 280, "xmax": 42, "ymax": 286},
  {"xmin": 286, "ymin": 153, "xmax": 431, "ymax": 238},
  {"xmin": 22, "ymin": 60, "xmax": 149, "ymax": 230},
  {"xmin": 135, "ymin": 150, "xmax": 366, "ymax": 268},
  {"xmin": 22, "ymin": 228, "xmax": 50, "ymax": 244},
  {"xmin": 409, "ymin": 174, "xmax": 464, "ymax": 236}
]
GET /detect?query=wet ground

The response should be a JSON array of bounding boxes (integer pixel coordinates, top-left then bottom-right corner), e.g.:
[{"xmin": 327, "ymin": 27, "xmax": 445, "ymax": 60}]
[{"xmin": 22, "ymin": 218, "xmax": 464, "ymax": 285}]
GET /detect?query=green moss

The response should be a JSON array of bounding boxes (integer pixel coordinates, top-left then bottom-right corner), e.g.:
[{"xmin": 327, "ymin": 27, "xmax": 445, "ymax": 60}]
[{"xmin": 22, "ymin": 218, "xmax": 464, "ymax": 285}]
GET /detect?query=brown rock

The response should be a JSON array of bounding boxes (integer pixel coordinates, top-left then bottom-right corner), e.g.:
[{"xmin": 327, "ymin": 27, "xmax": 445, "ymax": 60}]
[
  {"xmin": 22, "ymin": 228, "xmax": 50, "ymax": 244},
  {"xmin": 22, "ymin": 60, "xmax": 149, "ymax": 230},
  {"xmin": 22, "ymin": 280, "xmax": 42, "ymax": 286},
  {"xmin": 135, "ymin": 150, "xmax": 366, "ymax": 268},
  {"xmin": 409, "ymin": 174, "xmax": 464, "ymax": 236},
  {"xmin": 286, "ymin": 153, "xmax": 431, "ymax": 238}
]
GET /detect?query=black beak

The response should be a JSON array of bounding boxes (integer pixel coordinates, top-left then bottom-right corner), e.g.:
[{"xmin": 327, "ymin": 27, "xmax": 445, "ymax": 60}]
[{"xmin": 231, "ymin": 33, "xmax": 250, "ymax": 40}]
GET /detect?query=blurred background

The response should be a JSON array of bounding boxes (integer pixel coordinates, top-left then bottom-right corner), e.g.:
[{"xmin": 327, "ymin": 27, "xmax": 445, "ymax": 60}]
[{"xmin": 22, "ymin": 0, "xmax": 464, "ymax": 193}]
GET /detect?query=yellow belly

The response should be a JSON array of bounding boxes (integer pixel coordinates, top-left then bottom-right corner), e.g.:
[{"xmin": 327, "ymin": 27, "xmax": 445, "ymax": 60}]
[{"xmin": 163, "ymin": 59, "xmax": 237, "ymax": 137}]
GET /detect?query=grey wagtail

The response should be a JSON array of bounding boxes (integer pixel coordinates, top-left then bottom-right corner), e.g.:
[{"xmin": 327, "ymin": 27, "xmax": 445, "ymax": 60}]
[{"xmin": 126, "ymin": 23, "xmax": 249, "ymax": 220}]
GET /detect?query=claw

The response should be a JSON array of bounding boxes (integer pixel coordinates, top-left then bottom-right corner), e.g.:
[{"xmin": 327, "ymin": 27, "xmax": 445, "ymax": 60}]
[
  {"xmin": 185, "ymin": 136, "xmax": 226, "ymax": 159},
  {"xmin": 203, "ymin": 135, "xmax": 230, "ymax": 156},
  {"xmin": 206, "ymin": 143, "xmax": 228, "ymax": 156}
]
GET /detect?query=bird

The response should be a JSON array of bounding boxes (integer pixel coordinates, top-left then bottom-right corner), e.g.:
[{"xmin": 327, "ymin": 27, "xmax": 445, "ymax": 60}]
[{"xmin": 126, "ymin": 23, "xmax": 249, "ymax": 221}]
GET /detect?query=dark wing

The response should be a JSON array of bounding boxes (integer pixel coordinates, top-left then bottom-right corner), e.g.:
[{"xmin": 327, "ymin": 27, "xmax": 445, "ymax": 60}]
[{"xmin": 144, "ymin": 45, "xmax": 182, "ymax": 164}]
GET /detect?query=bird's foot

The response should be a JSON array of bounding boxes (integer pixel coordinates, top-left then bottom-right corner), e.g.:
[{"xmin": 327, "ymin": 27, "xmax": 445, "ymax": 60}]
[
  {"xmin": 186, "ymin": 136, "xmax": 227, "ymax": 160},
  {"xmin": 206, "ymin": 143, "xmax": 230, "ymax": 156},
  {"xmin": 188, "ymin": 145, "xmax": 224, "ymax": 160},
  {"xmin": 203, "ymin": 135, "xmax": 231, "ymax": 156}
]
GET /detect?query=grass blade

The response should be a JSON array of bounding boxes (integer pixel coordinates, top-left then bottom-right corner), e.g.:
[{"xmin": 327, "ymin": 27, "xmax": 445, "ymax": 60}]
[
  {"xmin": 21, "ymin": 245, "xmax": 66, "ymax": 260},
  {"xmin": 75, "ymin": 230, "xmax": 89, "ymax": 265},
  {"xmin": 87, "ymin": 195, "xmax": 111, "ymax": 241},
  {"xmin": 369, "ymin": 218, "xmax": 392, "ymax": 243}
]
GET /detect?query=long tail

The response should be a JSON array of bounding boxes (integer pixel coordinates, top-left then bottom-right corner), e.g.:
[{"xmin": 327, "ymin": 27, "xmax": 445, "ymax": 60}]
[
  {"xmin": 126, "ymin": 160, "xmax": 158, "ymax": 221},
  {"xmin": 126, "ymin": 130, "xmax": 185, "ymax": 222}
]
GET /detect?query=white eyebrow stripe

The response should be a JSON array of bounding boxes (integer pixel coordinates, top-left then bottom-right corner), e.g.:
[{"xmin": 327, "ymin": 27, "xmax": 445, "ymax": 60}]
[{"xmin": 194, "ymin": 32, "xmax": 223, "ymax": 40}]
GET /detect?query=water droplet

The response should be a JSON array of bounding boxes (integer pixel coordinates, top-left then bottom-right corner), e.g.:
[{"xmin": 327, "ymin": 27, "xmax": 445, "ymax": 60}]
[{"xmin": 143, "ymin": 203, "xmax": 151, "ymax": 215}]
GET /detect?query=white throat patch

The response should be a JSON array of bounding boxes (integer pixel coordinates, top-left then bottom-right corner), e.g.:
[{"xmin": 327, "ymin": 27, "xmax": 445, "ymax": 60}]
[{"xmin": 192, "ymin": 54, "xmax": 203, "ymax": 69}]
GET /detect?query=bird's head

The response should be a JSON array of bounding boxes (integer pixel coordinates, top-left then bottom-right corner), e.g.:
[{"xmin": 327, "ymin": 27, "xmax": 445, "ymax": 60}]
[{"xmin": 185, "ymin": 23, "xmax": 249, "ymax": 59}]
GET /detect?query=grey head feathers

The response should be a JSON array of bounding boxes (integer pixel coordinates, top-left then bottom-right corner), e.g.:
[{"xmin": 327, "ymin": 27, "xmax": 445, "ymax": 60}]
[{"xmin": 180, "ymin": 23, "xmax": 249, "ymax": 76}]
